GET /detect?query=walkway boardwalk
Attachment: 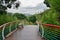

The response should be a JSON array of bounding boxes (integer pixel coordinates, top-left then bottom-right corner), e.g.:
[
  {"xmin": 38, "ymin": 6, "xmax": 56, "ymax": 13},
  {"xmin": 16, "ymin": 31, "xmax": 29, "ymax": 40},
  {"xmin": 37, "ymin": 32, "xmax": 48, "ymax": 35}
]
[{"xmin": 5, "ymin": 25, "xmax": 43, "ymax": 40}]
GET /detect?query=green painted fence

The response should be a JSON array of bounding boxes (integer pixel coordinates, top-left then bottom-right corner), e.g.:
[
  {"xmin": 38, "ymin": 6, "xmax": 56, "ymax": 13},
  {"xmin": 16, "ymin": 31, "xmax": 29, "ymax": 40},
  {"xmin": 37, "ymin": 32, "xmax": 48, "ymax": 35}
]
[
  {"xmin": 0, "ymin": 20, "xmax": 20, "ymax": 40},
  {"xmin": 39, "ymin": 24, "xmax": 60, "ymax": 40}
]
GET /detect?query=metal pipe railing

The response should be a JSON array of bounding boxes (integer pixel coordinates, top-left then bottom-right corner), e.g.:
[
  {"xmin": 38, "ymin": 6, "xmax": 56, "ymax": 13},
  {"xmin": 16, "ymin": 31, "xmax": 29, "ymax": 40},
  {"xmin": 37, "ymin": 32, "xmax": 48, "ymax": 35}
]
[
  {"xmin": 0, "ymin": 20, "xmax": 19, "ymax": 40},
  {"xmin": 2, "ymin": 25, "xmax": 5, "ymax": 40},
  {"xmin": 36, "ymin": 21, "xmax": 60, "ymax": 40},
  {"xmin": 40, "ymin": 24, "xmax": 44, "ymax": 37},
  {"xmin": 39, "ymin": 23, "xmax": 60, "ymax": 40}
]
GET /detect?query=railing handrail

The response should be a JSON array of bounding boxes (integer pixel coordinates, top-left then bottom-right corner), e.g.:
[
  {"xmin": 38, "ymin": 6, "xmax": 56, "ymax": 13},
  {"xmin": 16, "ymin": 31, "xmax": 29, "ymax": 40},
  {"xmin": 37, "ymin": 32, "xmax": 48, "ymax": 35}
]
[
  {"xmin": 0, "ymin": 20, "xmax": 20, "ymax": 40},
  {"xmin": 0, "ymin": 22, "xmax": 11, "ymax": 29},
  {"xmin": 36, "ymin": 21, "xmax": 60, "ymax": 28},
  {"xmin": 0, "ymin": 20, "xmax": 19, "ymax": 29},
  {"xmin": 42, "ymin": 24, "xmax": 60, "ymax": 28}
]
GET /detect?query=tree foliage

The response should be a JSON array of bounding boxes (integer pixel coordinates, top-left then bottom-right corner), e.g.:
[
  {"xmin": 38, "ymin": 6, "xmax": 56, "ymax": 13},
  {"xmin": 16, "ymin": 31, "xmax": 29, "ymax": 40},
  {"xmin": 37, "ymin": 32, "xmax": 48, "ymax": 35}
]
[
  {"xmin": 44, "ymin": 0, "xmax": 60, "ymax": 22},
  {"xmin": 28, "ymin": 16, "xmax": 36, "ymax": 23},
  {"xmin": 13, "ymin": 13, "xmax": 26, "ymax": 20},
  {"xmin": 0, "ymin": 13, "xmax": 17, "ymax": 25},
  {"xmin": 44, "ymin": 0, "xmax": 60, "ymax": 12},
  {"xmin": 0, "ymin": 0, "xmax": 20, "ymax": 14},
  {"xmin": 44, "ymin": 0, "xmax": 50, "ymax": 7}
]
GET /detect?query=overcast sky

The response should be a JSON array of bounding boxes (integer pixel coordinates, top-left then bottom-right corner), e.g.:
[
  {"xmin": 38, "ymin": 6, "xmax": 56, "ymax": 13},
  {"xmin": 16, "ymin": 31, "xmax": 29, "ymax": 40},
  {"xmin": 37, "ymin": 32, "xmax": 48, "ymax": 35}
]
[
  {"xmin": 19, "ymin": 0, "xmax": 44, "ymax": 7},
  {"xmin": 7, "ymin": 0, "xmax": 48, "ymax": 15}
]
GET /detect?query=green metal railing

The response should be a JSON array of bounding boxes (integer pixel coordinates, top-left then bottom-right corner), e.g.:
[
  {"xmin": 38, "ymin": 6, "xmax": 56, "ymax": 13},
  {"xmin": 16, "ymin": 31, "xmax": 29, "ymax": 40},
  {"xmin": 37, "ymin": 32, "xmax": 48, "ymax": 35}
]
[
  {"xmin": 39, "ymin": 24, "xmax": 60, "ymax": 40},
  {"xmin": 0, "ymin": 20, "xmax": 20, "ymax": 40}
]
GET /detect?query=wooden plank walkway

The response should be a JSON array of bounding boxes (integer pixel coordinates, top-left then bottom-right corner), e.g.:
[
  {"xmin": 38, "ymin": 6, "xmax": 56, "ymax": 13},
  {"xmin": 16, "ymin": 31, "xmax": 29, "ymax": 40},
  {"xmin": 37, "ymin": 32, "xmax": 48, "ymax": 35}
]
[{"xmin": 5, "ymin": 25, "xmax": 43, "ymax": 40}]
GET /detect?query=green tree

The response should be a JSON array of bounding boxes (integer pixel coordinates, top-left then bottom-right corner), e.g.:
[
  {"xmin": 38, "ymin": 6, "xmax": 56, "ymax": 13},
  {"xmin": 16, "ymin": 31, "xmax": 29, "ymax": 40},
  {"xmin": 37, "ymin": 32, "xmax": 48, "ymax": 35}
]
[
  {"xmin": 44, "ymin": 0, "xmax": 50, "ymax": 7},
  {"xmin": 13, "ymin": 13, "xmax": 26, "ymax": 20},
  {"xmin": 44, "ymin": 0, "xmax": 60, "ymax": 12},
  {"xmin": 0, "ymin": 14, "xmax": 17, "ymax": 25},
  {"xmin": 28, "ymin": 16, "xmax": 37, "ymax": 23},
  {"xmin": 0, "ymin": 0, "xmax": 20, "ymax": 14},
  {"xmin": 44, "ymin": 0, "xmax": 60, "ymax": 22}
]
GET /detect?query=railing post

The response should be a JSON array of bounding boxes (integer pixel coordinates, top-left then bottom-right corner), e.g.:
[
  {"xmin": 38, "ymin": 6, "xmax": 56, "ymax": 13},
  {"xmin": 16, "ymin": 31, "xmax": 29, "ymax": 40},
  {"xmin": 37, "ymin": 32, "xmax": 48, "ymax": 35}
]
[
  {"xmin": 9, "ymin": 23, "xmax": 12, "ymax": 33},
  {"xmin": 15, "ymin": 22, "xmax": 19, "ymax": 29},
  {"xmin": 2, "ymin": 25, "xmax": 6, "ymax": 40},
  {"xmin": 14, "ymin": 22, "xmax": 17, "ymax": 30},
  {"xmin": 40, "ymin": 24, "xmax": 44, "ymax": 37},
  {"xmin": 36, "ymin": 21, "xmax": 44, "ymax": 37}
]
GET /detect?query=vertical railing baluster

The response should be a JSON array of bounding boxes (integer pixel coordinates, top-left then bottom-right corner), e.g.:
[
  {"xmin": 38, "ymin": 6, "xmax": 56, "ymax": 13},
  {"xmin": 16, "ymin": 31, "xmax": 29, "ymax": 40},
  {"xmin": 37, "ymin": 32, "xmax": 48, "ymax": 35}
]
[
  {"xmin": 40, "ymin": 24, "xmax": 44, "ymax": 37},
  {"xmin": 15, "ymin": 22, "xmax": 18, "ymax": 29},
  {"xmin": 2, "ymin": 24, "xmax": 6, "ymax": 40},
  {"xmin": 1, "ymin": 21, "xmax": 19, "ymax": 40},
  {"xmin": 9, "ymin": 23, "xmax": 12, "ymax": 33}
]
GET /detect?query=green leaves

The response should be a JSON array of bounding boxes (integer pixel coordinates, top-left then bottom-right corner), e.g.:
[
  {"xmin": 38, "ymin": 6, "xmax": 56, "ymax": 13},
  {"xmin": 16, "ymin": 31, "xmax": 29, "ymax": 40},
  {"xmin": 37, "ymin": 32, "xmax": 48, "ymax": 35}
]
[
  {"xmin": 0, "ymin": 14, "xmax": 17, "ymax": 25},
  {"xmin": 13, "ymin": 13, "xmax": 27, "ymax": 20},
  {"xmin": 28, "ymin": 16, "xmax": 36, "ymax": 23},
  {"xmin": 39, "ymin": 0, "xmax": 60, "ymax": 40},
  {"xmin": 0, "ymin": 0, "xmax": 20, "ymax": 13},
  {"xmin": 43, "ymin": 0, "xmax": 60, "ymax": 25},
  {"xmin": 44, "ymin": 0, "xmax": 60, "ymax": 12},
  {"xmin": 40, "ymin": 9, "xmax": 60, "ymax": 25},
  {"xmin": 44, "ymin": 0, "xmax": 50, "ymax": 7}
]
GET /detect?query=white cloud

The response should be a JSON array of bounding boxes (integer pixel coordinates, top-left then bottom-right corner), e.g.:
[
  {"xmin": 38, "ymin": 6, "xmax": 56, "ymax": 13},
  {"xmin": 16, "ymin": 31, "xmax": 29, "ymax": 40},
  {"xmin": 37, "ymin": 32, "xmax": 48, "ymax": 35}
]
[
  {"xmin": 19, "ymin": 0, "xmax": 44, "ymax": 7},
  {"xmin": 7, "ymin": 0, "xmax": 49, "ymax": 15}
]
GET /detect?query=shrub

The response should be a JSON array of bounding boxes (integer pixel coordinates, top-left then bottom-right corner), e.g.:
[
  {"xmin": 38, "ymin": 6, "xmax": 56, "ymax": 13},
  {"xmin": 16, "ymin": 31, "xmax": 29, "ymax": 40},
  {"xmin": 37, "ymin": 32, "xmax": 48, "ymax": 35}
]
[{"xmin": 0, "ymin": 14, "xmax": 17, "ymax": 25}]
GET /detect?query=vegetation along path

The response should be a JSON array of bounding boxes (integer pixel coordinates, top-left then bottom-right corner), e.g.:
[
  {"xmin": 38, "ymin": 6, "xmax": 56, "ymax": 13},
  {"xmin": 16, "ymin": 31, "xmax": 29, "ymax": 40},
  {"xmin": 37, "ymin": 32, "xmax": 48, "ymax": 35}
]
[{"xmin": 5, "ymin": 25, "xmax": 43, "ymax": 40}]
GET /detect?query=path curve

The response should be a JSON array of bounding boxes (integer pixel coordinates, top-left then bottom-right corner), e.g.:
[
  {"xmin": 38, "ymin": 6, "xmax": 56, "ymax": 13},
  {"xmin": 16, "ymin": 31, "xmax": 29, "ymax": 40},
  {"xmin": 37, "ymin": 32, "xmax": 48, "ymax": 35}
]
[{"xmin": 5, "ymin": 25, "xmax": 43, "ymax": 40}]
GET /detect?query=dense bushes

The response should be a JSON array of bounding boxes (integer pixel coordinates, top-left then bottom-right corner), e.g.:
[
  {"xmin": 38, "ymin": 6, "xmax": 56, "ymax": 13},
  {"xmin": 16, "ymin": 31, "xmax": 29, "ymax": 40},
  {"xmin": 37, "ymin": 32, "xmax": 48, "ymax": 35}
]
[
  {"xmin": 35, "ymin": 9, "xmax": 60, "ymax": 25},
  {"xmin": 28, "ymin": 15, "xmax": 37, "ymax": 24},
  {"xmin": 13, "ymin": 13, "xmax": 27, "ymax": 20},
  {"xmin": 26, "ymin": 15, "xmax": 37, "ymax": 24},
  {"xmin": 40, "ymin": 9, "xmax": 60, "ymax": 25},
  {"xmin": 0, "ymin": 14, "xmax": 17, "ymax": 25}
]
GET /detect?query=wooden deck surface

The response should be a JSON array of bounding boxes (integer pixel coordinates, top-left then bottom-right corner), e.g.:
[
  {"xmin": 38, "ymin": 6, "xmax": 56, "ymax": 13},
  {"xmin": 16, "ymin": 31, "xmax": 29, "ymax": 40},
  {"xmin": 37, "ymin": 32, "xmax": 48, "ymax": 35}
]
[{"xmin": 5, "ymin": 25, "xmax": 43, "ymax": 40}]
